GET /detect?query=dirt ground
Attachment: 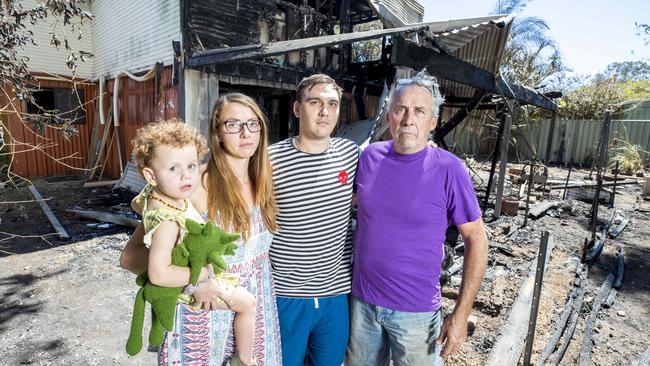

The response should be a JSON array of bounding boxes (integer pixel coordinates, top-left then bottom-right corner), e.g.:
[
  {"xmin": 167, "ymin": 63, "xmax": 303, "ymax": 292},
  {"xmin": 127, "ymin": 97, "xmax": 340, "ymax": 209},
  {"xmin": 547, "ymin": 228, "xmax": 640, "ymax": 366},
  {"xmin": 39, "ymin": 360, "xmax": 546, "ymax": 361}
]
[{"xmin": 1, "ymin": 165, "xmax": 649, "ymax": 365}]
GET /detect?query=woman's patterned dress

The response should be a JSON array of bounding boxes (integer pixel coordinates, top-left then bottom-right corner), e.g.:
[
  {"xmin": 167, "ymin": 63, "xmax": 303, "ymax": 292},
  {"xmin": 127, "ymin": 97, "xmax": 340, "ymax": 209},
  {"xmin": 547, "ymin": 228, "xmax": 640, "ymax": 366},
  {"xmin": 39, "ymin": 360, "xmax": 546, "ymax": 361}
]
[{"xmin": 159, "ymin": 207, "xmax": 282, "ymax": 366}]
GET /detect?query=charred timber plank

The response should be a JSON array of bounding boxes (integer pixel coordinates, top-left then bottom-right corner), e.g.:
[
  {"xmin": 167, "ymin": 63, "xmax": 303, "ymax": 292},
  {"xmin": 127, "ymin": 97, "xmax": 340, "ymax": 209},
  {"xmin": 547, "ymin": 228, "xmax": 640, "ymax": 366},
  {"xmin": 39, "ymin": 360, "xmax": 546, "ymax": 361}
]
[
  {"xmin": 578, "ymin": 273, "xmax": 615, "ymax": 366},
  {"xmin": 608, "ymin": 217, "xmax": 629, "ymax": 239},
  {"xmin": 28, "ymin": 185, "xmax": 70, "ymax": 239},
  {"xmin": 548, "ymin": 266, "xmax": 589, "ymax": 365},
  {"xmin": 536, "ymin": 264, "xmax": 584, "ymax": 366},
  {"xmin": 486, "ymin": 236, "xmax": 555, "ymax": 366},
  {"xmin": 549, "ymin": 179, "xmax": 639, "ymax": 190},
  {"xmin": 83, "ymin": 180, "xmax": 119, "ymax": 188},
  {"xmin": 528, "ymin": 200, "xmax": 562, "ymax": 219},
  {"xmin": 67, "ymin": 209, "xmax": 140, "ymax": 228},
  {"xmin": 537, "ymin": 297, "xmax": 573, "ymax": 365},
  {"xmin": 603, "ymin": 288, "xmax": 617, "ymax": 309},
  {"xmin": 586, "ymin": 229, "xmax": 608, "ymax": 263}
]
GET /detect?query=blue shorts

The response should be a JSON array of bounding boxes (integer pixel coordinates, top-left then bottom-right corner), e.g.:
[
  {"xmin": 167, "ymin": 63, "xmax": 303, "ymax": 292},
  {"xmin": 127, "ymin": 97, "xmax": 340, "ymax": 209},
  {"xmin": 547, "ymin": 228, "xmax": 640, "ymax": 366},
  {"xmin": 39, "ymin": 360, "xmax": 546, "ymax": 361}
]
[{"xmin": 276, "ymin": 294, "xmax": 349, "ymax": 366}]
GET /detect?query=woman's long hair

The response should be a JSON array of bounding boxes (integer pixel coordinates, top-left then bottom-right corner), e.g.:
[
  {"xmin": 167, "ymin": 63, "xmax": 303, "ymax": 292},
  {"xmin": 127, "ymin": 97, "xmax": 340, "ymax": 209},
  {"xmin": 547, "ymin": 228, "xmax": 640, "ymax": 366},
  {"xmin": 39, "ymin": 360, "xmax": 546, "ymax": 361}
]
[{"xmin": 204, "ymin": 93, "xmax": 277, "ymax": 238}]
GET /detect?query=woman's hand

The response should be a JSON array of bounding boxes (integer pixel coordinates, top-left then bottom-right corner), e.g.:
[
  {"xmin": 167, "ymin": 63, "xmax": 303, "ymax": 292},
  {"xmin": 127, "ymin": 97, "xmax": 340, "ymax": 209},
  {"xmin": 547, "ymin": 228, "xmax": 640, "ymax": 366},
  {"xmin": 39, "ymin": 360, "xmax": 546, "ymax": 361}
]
[{"xmin": 192, "ymin": 278, "xmax": 234, "ymax": 310}]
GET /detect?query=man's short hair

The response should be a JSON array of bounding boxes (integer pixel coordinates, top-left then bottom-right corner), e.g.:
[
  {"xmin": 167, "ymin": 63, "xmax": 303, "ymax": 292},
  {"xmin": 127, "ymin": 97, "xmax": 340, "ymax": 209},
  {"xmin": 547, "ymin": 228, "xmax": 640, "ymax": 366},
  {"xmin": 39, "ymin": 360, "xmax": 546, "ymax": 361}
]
[
  {"xmin": 387, "ymin": 69, "xmax": 445, "ymax": 118},
  {"xmin": 296, "ymin": 74, "xmax": 343, "ymax": 102}
]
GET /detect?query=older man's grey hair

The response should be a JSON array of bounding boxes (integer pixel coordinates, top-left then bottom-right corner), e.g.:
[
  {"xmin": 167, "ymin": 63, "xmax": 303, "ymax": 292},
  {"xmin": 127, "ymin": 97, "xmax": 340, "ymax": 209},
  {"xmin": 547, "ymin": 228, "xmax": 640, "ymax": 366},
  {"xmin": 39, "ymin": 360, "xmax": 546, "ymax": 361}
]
[{"xmin": 387, "ymin": 69, "xmax": 445, "ymax": 118}]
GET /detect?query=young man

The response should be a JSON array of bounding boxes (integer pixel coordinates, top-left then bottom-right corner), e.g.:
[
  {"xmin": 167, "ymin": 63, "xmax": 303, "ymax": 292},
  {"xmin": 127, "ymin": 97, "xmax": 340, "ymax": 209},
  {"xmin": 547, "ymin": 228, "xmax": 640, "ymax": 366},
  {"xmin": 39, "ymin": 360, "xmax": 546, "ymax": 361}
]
[
  {"xmin": 347, "ymin": 71, "xmax": 489, "ymax": 365},
  {"xmin": 268, "ymin": 74, "xmax": 358, "ymax": 366}
]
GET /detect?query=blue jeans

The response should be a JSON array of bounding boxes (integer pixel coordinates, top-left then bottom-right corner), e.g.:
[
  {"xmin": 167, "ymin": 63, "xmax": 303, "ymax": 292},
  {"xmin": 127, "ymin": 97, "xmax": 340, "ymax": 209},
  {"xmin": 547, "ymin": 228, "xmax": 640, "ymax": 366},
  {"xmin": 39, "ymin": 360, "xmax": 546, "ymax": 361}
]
[
  {"xmin": 347, "ymin": 295, "xmax": 443, "ymax": 366},
  {"xmin": 276, "ymin": 294, "xmax": 349, "ymax": 366}
]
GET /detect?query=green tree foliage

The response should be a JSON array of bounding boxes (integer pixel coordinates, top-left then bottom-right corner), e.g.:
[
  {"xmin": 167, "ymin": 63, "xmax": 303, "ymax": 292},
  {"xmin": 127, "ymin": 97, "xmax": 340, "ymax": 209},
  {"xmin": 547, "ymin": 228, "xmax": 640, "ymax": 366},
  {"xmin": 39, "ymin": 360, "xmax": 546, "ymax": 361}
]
[
  {"xmin": 556, "ymin": 60, "xmax": 650, "ymax": 119},
  {"xmin": 602, "ymin": 61, "xmax": 650, "ymax": 81},
  {"xmin": 557, "ymin": 77, "xmax": 625, "ymax": 119},
  {"xmin": 619, "ymin": 79, "xmax": 650, "ymax": 100}
]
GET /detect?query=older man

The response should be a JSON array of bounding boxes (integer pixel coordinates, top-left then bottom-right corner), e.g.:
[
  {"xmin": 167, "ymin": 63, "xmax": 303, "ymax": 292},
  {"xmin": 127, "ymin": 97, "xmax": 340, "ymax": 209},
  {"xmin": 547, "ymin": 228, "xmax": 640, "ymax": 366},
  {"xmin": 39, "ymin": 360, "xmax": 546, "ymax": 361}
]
[{"xmin": 347, "ymin": 71, "xmax": 488, "ymax": 365}]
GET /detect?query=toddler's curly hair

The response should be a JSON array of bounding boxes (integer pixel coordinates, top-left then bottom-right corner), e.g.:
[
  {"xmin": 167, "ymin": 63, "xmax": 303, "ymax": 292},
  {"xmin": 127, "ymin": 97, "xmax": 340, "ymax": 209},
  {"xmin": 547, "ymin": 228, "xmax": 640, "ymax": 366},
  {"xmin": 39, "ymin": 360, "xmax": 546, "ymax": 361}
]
[{"xmin": 132, "ymin": 120, "xmax": 208, "ymax": 170}]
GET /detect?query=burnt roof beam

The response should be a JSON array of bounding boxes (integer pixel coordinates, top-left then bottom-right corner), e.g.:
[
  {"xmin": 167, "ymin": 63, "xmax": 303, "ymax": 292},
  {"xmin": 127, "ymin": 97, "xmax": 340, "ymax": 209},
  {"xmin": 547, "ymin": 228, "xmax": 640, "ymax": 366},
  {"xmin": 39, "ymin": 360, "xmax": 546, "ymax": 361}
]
[
  {"xmin": 188, "ymin": 26, "xmax": 426, "ymax": 67},
  {"xmin": 434, "ymin": 89, "xmax": 488, "ymax": 143},
  {"xmin": 391, "ymin": 36, "xmax": 557, "ymax": 111},
  {"xmin": 187, "ymin": 15, "xmax": 510, "ymax": 67}
]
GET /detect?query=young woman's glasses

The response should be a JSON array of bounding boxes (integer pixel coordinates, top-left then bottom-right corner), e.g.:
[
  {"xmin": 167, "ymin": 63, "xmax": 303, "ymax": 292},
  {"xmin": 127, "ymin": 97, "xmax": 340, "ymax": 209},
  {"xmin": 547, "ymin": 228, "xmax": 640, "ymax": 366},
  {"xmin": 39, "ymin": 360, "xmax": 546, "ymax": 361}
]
[{"xmin": 221, "ymin": 119, "xmax": 262, "ymax": 134}]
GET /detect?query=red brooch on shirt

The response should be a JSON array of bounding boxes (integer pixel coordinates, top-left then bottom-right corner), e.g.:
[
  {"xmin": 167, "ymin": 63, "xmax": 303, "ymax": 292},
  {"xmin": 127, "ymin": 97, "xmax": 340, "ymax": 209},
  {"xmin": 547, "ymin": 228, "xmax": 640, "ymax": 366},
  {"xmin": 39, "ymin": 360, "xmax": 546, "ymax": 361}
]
[{"xmin": 338, "ymin": 170, "xmax": 349, "ymax": 185}]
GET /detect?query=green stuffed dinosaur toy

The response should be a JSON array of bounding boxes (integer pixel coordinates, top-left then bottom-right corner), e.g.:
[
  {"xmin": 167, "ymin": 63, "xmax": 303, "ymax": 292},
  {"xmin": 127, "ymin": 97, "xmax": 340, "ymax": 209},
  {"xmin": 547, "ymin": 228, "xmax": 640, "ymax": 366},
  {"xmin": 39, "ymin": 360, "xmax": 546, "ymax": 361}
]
[{"xmin": 125, "ymin": 219, "xmax": 240, "ymax": 356}]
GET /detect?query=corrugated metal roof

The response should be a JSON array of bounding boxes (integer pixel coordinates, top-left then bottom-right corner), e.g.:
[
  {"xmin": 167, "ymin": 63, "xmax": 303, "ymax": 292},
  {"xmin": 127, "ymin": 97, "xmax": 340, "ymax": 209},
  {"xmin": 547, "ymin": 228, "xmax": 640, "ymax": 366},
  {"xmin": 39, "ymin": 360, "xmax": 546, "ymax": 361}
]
[
  {"xmin": 370, "ymin": 0, "xmax": 424, "ymax": 27},
  {"xmin": 428, "ymin": 15, "xmax": 513, "ymax": 100}
]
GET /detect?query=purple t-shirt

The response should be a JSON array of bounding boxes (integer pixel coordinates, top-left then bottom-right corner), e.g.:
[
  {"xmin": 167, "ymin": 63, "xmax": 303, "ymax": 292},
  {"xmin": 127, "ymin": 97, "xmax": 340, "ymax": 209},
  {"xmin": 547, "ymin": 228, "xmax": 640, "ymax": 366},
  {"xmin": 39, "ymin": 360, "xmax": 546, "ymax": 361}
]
[{"xmin": 352, "ymin": 141, "xmax": 481, "ymax": 312}]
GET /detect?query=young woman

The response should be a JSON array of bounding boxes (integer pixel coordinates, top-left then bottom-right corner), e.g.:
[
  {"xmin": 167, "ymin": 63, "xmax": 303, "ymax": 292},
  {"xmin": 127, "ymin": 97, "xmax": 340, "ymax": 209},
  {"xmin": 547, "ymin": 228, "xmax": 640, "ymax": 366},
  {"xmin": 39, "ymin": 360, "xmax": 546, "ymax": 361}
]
[{"xmin": 121, "ymin": 93, "xmax": 282, "ymax": 365}]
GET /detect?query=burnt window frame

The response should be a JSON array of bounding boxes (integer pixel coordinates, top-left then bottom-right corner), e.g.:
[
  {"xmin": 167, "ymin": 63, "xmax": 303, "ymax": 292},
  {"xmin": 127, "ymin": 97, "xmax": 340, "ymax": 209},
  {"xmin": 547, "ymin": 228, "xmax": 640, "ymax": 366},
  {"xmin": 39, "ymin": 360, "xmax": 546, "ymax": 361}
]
[{"xmin": 25, "ymin": 87, "xmax": 87, "ymax": 124}]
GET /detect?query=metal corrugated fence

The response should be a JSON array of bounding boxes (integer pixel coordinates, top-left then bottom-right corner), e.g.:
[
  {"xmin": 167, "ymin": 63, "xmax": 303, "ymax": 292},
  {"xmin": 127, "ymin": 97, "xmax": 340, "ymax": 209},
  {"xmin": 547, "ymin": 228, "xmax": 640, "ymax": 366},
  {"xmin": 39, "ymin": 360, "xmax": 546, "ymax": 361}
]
[
  {"xmin": 445, "ymin": 118, "xmax": 650, "ymax": 166},
  {"xmin": 5, "ymin": 67, "xmax": 178, "ymax": 178}
]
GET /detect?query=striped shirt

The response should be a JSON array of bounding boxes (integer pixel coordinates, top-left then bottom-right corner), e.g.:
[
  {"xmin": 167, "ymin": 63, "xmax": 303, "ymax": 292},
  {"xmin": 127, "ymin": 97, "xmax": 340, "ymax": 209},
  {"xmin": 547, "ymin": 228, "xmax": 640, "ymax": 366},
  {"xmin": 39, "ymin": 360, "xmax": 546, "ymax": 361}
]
[{"xmin": 268, "ymin": 137, "xmax": 359, "ymax": 297}]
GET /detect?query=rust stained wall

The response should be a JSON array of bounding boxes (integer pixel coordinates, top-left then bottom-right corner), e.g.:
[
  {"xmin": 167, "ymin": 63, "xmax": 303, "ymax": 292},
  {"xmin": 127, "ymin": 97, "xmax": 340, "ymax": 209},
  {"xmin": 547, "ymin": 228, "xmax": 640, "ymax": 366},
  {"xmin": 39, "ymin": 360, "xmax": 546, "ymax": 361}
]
[
  {"xmin": 5, "ymin": 67, "xmax": 178, "ymax": 178},
  {"xmin": 96, "ymin": 66, "xmax": 178, "ymax": 179},
  {"xmin": 4, "ymin": 76, "xmax": 96, "ymax": 177}
]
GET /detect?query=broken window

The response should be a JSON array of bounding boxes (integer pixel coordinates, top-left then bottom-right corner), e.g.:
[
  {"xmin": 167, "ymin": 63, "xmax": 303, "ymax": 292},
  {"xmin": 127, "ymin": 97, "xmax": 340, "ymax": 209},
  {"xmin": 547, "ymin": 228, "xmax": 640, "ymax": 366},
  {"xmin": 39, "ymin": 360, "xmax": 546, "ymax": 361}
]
[{"xmin": 26, "ymin": 88, "xmax": 86, "ymax": 124}]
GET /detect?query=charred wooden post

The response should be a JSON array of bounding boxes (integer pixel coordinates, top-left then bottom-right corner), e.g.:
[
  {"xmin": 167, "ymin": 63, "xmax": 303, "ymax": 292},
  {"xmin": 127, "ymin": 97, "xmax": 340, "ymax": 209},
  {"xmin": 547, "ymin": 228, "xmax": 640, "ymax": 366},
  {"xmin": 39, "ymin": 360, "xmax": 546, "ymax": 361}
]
[
  {"xmin": 494, "ymin": 104, "xmax": 513, "ymax": 218},
  {"xmin": 562, "ymin": 162, "xmax": 573, "ymax": 200},
  {"xmin": 611, "ymin": 160, "xmax": 619, "ymax": 208},
  {"xmin": 523, "ymin": 231, "xmax": 550, "ymax": 366},
  {"xmin": 482, "ymin": 107, "xmax": 505, "ymax": 212},
  {"xmin": 614, "ymin": 245, "xmax": 625, "ymax": 289},
  {"xmin": 590, "ymin": 171, "xmax": 604, "ymax": 242},
  {"xmin": 523, "ymin": 163, "xmax": 536, "ymax": 227},
  {"xmin": 590, "ymin": 111, "xmax": 612, "ymax": 240}
]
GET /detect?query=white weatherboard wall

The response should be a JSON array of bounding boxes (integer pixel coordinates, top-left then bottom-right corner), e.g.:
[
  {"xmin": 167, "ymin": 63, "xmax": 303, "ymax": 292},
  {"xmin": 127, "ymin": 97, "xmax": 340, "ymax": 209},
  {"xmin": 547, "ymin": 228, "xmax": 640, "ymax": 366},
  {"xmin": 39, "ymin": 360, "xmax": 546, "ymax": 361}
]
[
  {"xmin": 91, "ymin": 0, "xmax": 180, "ymax": 78},
  {"xmin": 19, "ymin": 0, "xmax": 94, "ymax": 79}
]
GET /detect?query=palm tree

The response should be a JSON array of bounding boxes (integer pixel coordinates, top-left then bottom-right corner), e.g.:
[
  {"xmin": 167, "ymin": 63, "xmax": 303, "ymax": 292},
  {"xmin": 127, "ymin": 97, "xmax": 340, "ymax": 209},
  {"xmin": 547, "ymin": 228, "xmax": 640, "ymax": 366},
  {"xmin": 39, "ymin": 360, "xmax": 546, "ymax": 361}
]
[{"xmin": 493, "ymin": 0, "xmax": 568, "ymax": 90}]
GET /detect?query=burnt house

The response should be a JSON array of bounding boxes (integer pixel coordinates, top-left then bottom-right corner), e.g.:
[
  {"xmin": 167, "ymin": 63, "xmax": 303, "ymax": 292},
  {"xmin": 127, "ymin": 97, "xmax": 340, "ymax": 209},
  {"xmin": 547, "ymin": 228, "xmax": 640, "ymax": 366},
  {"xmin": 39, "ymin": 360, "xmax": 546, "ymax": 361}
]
[
  {"xmin": 181, "ymin": 0, "xmax": 557, "ymax": 150},
  {"xmin": 181, "ymin": 0, "xmax": 426, "ymax": 142},
  {"xmin": 6, "ymin": 0, "xmax": 557, "ymax": 179}
]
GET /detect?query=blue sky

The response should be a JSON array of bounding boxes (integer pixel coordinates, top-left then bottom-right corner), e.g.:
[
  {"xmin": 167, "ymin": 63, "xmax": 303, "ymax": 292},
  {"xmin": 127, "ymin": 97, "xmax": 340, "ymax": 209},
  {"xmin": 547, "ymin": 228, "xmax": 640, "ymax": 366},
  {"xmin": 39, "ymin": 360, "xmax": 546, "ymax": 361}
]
[{"xmin": 421, "ymin": 0, "xmax": 650, "ymax": 75}]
